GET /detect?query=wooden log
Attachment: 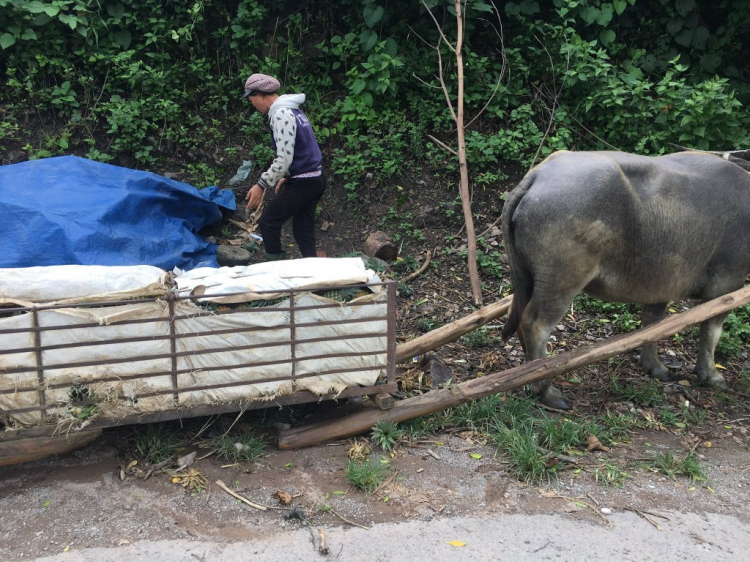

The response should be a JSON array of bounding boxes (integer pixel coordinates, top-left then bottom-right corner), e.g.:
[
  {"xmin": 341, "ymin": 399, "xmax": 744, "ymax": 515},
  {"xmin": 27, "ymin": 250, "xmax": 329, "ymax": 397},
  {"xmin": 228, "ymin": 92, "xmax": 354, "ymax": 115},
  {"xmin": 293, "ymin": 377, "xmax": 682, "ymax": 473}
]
[
  {"xmin": 0, "ymin": 430, "xmax": 102, "ymax": 467},
  {"xmin": 395, "ymin": 295, "xmax": 513, "ymax": 363},
  {"xmin": 363, "ymin": 231, "xmax": 398, "ymax": 261},
  {"xmin": 278, "ymin": 284, "xmax": 750, "ymax": 449}
]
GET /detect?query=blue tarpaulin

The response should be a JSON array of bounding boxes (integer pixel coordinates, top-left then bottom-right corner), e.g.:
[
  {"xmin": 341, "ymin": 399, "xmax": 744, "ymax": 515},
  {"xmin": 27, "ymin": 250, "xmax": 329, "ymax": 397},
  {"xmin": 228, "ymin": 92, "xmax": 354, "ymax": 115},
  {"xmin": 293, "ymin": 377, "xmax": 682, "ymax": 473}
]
[{"xmin": 0, "ymin": 156, "xmax": 236, "ymax": 270}]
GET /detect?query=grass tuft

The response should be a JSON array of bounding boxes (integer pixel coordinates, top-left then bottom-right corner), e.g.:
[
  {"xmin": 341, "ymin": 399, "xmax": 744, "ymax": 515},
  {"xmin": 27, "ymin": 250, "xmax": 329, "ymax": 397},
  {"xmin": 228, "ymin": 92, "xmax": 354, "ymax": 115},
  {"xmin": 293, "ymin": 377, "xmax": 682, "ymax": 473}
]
[
  {"xmin": 370, "ymin": 420, "xmax": 403, "ymax": 452},
  {"xmin": 346, "ymin": 459, "xmax": 388, "ymax": 494},
  {"xmin": 493, "ymin": 423, "xmax": 557, "ymax": 485},
  {"xmin": 212, "ymin": 431, "xmax": 266, "ymax": 463},
  {"xmin": 131, "ymin": 423, "xmax": 184, "ymax": 464}
]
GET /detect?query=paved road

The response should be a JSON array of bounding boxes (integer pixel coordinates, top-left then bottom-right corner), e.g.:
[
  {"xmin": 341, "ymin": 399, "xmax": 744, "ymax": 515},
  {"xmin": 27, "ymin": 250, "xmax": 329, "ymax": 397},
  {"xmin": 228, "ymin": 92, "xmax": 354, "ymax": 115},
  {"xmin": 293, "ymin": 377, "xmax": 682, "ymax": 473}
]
[{"xmin": 28, "ymin": 509, "xmax": 748, "ymax": 562}]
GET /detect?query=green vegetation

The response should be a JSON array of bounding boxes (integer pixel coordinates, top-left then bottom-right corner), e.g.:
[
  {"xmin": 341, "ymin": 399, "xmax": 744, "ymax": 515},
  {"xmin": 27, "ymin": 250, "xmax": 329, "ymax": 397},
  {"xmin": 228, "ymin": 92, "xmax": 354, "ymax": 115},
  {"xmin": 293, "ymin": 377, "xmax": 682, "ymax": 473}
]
[
  {"xmin": 1, "ymin": 1, "xmax": 748, "ymax": 192},
  {"xmin": 211, "ymin": 431, "xmax": 267, "ymax": 463},
  {"xmin": 131, "ymin": 423, "xmax": 185, "ymax": 464},
  {"xmin": 644, "ymin": 452, "xmax": 707, "ymax": 482},
  {"xmin": 495, "ymin": 423, "xmax": 558, "ymax": 484},
  {"xmin": 393, "ymin": 390, "xmax": 716, "ymax": 486},
  {"xmin": 370, "ymin": 420, "xmax": 404, "ymax": 452},
  {"xmin": 595, "ymin": 462, "xmax": 630, "ymax": 488},
  {"xmin": 346, "ymin": 459, "xmax": 389, "ymax": 494},
  {"xmin": 717, "ymin": 304, "xmax": 750, "ymax": 359},
  {"xmin": 609, "ymin": 378, "xmax": 665, "ymax": 408},
  {"xmin": 459, "ymin": 328, "xmax": 498, "ymax": 348}
]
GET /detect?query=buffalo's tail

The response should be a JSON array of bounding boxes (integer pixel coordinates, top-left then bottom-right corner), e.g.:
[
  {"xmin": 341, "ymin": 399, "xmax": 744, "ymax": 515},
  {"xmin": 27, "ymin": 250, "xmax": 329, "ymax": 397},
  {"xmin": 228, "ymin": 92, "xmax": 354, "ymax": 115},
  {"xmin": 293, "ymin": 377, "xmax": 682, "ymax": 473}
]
[{"xmin": 501, "ymin": 172, "xmax": 537, "ymax": 342}]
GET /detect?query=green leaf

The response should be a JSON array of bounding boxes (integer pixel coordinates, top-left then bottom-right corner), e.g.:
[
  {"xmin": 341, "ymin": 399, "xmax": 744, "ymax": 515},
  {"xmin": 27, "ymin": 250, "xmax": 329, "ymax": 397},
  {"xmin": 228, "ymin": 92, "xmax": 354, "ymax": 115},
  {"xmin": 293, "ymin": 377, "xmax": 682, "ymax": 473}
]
[
  {"xmin": 470, "ymin": 453, "xmax": 483, "ymax": 459},
  {"xmin": 0, "ymin": 33, "xmax": 15, "ymax": 49},
  {"xmin": 363, "ymin": 4, "xmax": 384, "ymax": 28},
  {"xmin": 613, "ymin": 0, "xmax": 627, "ymax": 15},
  {"xmin": 599, "ymin": 29, "xmax": 616, "ymax": 46},
  {"xmin": 113, "ymin": 30, "xmax": 131, "ymax": 49},
  {"xmin": 21, "ymin": 29, "xmax": 38, "ymax": 41},
  {"xmin": 351, "ymin": 79, "xmax": 366, "ymax": 96},
  {"xmin": 675, "ymin": 29, "xmax": 692, "ymax": 47},
  {"xmin": 691, "ymin": 26, "xmax": 709, "ymax": 50},
  {"xmin": 360, "ymin": 29, "xmax": 377, "ymax": 52},
  {"xmin": 675, "ymin": 0, "xmax": 696, "ymax": 17},
  {"xmin": 596, "ymin": 4, "xmax": 613, "ymax": 26},
  {"xmin": 520, "ymin": 1, "xmax": 539, "ymax": 15},
  {"xmin": 581, "ymin": 6, "xmax": 598, "ymax": 25},
  {"xmin": 107, "ymin": 3, "xmax": 126, "ymax": 18},
  {"xmin": 332, "ymin": 490, "xmax": 347, "ymax": 495},
  {"xmin": 471, "ymin": 2, "xmax": 494, "ymax": 14},
  {"xmin": 383, "ymin": 38, "xmax": 398, "ymax": 57},
  {"xmin": 23, "ymin": 1, "xmax": 49, "ymax": 13},
  {"xmin": 59, "ymin": 14, "xmax": 78, "ymax": 30},
  {"xmin": 666, "ymin": 17, "xmax": 683, "ymax": 36}
]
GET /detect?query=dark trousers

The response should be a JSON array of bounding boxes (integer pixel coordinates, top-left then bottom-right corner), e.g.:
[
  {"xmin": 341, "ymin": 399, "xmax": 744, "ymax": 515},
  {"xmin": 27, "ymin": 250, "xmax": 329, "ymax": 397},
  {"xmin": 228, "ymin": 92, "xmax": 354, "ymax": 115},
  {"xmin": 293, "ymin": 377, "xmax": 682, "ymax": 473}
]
[{"xmin": 259, "ymin": 174, "xmax": 326, "ymax": 257}]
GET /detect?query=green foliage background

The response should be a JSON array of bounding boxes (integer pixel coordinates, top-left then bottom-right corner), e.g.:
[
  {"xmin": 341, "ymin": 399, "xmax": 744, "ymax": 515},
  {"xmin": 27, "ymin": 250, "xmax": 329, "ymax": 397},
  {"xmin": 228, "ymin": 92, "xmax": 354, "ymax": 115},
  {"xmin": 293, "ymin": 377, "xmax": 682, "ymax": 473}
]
[{"xmin": 1, "ymin": 0, "xmax": 749, "ymax": 184}]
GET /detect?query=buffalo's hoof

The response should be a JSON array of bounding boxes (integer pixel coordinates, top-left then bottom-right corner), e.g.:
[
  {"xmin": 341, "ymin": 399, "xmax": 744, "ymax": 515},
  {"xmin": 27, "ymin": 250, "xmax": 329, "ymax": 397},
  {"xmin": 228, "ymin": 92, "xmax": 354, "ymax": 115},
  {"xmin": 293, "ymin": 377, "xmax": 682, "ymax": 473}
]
[
  {"xmin": 698, "ymin": 372, "xmax": 727, "ymax": 389},
  {"xmin": 540, "ymin": 386, "xmax": 572, "ymax": 410}
]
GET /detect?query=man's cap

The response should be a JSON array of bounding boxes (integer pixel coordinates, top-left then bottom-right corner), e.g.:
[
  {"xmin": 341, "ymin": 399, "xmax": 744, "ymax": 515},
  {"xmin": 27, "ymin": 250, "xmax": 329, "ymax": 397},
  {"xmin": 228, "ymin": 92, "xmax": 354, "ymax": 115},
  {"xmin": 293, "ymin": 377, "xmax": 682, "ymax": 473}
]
[{"xmin": 241, "ymin": 73, "xmax": 281, "ymax": 99}]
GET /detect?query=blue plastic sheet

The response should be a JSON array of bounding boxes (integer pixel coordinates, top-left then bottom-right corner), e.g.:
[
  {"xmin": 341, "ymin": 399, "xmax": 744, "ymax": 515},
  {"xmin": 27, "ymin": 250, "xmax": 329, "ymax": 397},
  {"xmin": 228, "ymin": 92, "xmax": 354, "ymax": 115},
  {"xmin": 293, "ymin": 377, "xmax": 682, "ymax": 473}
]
[{"xmin": 0, "ymin": 156, "xmax": 236, "ymax": 270}]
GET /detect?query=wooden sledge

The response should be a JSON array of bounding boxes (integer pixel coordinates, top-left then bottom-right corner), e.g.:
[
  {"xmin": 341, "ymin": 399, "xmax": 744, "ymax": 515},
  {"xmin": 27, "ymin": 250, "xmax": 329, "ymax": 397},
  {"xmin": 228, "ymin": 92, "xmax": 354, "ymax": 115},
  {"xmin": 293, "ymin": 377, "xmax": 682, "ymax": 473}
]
[{"xmin": 0, "ymin": 430, "xmax": 102, "ymax": 467}]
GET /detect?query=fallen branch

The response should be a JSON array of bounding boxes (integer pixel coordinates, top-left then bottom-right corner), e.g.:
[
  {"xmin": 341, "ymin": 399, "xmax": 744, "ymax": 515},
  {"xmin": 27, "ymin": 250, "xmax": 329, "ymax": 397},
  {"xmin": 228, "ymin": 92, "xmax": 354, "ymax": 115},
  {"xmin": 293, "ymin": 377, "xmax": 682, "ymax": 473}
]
[
  {"xmin": 278, "ymin": 284, "xmax": 750, "ymax": 449},
  {"xmin": 624, "ymin": 506, "xmax": 666, "ymax": 530},
  {"xmin": 403, "ymin": 250, "xmax": 432, "ymax": 283},
  {"xmin": 331, "ymin": 508, "xmax": 370, "ymax": 530},
  {"xmin": 215, "ymin": 479, "xmax": 267, "ymax": 511},
  {"xmin": 547, "ymin": 493, "xmax": 612, "ymax": 528}
]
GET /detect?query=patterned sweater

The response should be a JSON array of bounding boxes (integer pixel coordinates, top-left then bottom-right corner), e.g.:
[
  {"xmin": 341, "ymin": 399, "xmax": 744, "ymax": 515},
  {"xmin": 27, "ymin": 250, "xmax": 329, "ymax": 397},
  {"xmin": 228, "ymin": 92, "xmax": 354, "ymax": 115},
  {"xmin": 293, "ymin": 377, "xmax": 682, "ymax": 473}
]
[{"xmin": 258, "ymin": 94, "xmax": 323, "ymax": 190}]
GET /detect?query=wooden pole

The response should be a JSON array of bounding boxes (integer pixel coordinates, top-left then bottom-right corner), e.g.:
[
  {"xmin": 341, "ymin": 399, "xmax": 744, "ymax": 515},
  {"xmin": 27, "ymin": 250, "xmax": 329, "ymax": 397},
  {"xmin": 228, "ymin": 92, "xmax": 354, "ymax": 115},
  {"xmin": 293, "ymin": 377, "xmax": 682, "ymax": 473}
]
[
  {"xmin": 395, "ymin": 295, "xmax": 513, "ymax": 364},
  {"xmin": 278, "ymin": 284, "xmax": 750, "ymax": 450}
]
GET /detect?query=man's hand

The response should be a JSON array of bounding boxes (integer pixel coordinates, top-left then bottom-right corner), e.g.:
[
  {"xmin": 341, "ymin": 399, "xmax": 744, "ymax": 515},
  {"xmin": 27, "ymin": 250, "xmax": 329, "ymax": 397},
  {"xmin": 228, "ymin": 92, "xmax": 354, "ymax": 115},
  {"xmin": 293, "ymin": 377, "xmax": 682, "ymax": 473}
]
[
  {"xmin": 245, "ymin": 184, "xmax": 263, "ymax": 210},
  {"xmin": 275, "ymin": 177, "xmax": 286, "ymax": 194}
]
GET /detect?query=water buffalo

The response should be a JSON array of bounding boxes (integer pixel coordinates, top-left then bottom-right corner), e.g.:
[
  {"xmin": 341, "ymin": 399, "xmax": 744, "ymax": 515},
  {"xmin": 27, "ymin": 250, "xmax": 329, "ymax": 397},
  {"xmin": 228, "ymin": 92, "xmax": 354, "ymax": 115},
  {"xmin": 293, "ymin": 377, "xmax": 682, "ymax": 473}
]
[{"xmin": 501, "ymin": 150, "xmax": 750, "ymax": 409}]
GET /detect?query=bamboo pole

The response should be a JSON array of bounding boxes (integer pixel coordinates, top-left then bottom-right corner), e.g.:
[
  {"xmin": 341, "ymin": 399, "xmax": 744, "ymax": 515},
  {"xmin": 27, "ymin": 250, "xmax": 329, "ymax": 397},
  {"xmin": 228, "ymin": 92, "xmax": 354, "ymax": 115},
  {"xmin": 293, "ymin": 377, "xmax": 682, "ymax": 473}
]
[{"xmin": 278, "ymin": 284, "xmax": 750, "ymax": 450}]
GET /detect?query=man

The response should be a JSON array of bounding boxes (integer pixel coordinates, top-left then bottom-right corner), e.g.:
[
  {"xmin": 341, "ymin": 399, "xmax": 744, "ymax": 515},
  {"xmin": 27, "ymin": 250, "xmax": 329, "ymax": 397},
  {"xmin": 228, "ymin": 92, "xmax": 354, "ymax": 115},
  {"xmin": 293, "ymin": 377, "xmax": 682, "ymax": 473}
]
[{"xmin": 242, "ymin": 73, "xmax": 325, "ymax": 260}]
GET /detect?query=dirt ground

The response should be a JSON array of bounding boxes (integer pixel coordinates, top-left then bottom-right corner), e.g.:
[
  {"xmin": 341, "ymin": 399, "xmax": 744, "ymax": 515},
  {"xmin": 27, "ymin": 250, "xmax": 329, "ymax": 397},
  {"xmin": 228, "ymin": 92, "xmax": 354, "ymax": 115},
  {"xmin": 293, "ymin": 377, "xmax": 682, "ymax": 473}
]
[{"xmin": 1, "ymin": 397, "xmax": 749, "ymax": 561}]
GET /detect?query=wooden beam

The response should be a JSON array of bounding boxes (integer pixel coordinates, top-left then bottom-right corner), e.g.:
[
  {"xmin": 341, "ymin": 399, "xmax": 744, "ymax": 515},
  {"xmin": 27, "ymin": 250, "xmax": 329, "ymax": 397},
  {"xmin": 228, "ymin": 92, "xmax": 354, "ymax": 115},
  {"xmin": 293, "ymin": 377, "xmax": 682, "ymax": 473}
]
[
  {"xmin": 278, "ymin": 284, "xmax": 750, "ymax": 449},
  {"xmin": 395, "ymin": 295, "xmax": 513, "ymax": 363},
  {"xmin": 0, "ymin": 430, "xmax": 102, "ymax": 467}
]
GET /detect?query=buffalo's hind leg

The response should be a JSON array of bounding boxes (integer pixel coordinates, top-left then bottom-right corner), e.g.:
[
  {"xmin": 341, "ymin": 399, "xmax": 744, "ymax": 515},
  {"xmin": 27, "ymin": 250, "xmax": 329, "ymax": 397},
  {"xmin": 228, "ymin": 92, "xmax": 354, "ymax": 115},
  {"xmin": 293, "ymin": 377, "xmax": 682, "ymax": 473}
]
[
  {"xmin": 519, "ymin": 291, "xmax": 579, "ymax": 410},
  {"xmin": 695, "ymin": 313, "xmax": 729, "ymax": 388},
  {"xmin": 639, "ymin": 303, "xmax": 674, "ymax": 382}
]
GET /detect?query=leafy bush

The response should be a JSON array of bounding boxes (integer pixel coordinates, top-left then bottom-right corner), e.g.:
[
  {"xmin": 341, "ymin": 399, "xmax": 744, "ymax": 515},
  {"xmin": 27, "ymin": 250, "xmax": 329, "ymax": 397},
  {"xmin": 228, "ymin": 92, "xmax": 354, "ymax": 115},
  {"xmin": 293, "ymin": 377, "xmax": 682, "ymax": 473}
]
[{"xmin": 717, "ymin": 304, "xmax": 750, "ymax": 360}]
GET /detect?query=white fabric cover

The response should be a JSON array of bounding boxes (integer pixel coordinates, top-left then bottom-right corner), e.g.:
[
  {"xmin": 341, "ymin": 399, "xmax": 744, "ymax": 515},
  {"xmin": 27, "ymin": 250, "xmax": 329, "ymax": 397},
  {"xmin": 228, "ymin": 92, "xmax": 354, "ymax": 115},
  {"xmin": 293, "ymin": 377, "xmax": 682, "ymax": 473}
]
[{"xmin": 0, "ymin": 262, "xmax": 389, "ymax": 428}]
